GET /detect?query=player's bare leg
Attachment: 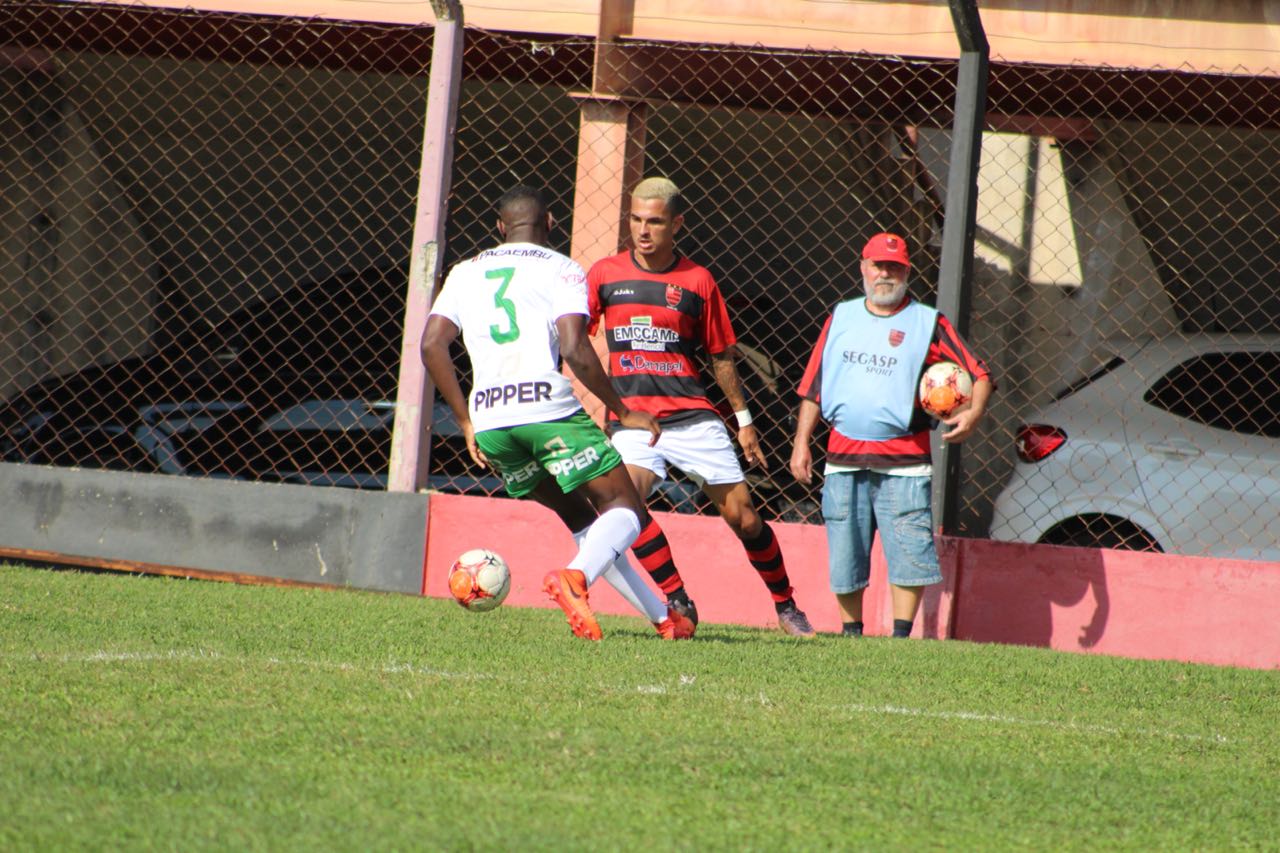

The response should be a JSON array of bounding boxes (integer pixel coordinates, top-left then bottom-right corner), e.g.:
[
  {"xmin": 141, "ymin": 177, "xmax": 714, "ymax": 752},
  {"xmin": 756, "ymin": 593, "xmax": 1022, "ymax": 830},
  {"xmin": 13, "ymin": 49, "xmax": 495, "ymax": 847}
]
[
  {"xmin": 837, "ymin": 590, "xmax": 865, "ymax": 637},
  {"xmin": 890, "ymin": 584, "xmax": 925, "ymax": 638},
  {"xmin": 529, "ymin": 478, "xmax": 596, "ymax": 532},
  {"xmin": 704, "ymin": 480, "xmax": 815, "ymax": 637},
  {"xmin": 529, "ymin": 469, "xmax": 689, "ymax": 638},
  {"xmin": 530, "ymin": 469, "xmax": 641, "ymax": 640}
]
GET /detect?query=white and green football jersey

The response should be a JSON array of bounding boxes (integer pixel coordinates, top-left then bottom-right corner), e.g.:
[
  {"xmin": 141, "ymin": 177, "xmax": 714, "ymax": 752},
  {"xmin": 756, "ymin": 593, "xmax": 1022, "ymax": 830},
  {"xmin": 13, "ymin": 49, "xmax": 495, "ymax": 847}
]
[{"xmin": 430, "ymin": 242, "xmax": 587, "ymax": 432}]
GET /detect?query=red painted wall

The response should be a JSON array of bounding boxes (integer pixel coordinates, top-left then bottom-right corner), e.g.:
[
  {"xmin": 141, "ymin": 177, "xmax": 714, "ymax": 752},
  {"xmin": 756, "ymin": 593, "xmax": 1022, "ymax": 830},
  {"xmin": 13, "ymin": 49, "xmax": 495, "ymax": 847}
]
[
  {"xmin": 948, "ymin": 538, "xmax": 1280, "ymax": 670},
  {"xmin": 423, "ymin": 493, "xmax": 1280, "ymax": 669},
  {"xmin": 424, "ymin": 492, "xmax": 844, "ymax": 633}
]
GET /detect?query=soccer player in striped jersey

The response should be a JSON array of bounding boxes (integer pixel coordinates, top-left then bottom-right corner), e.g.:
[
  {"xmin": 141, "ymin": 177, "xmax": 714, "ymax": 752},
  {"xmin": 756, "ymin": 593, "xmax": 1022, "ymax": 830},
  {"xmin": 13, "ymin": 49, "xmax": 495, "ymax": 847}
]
[
  {"xmin": 587, "ymin": 177, "xmax": 816, "ymax": 637},
  {"xmin": 790, "ymin": 232, "xmax": 993, "ymax": 638},
  {"xmin": 422, "ymin": 185, "xmax": 694, "ymax": 641}
]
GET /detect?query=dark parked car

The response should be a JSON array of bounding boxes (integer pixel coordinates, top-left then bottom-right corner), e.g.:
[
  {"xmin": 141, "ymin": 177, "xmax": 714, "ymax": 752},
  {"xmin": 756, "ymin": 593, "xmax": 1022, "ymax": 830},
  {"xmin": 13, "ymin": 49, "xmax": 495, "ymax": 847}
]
[
  {"xmin": 2, "ymin": 263, "xmax": 802, "ymax": 514},
  {"xmin": 0, "ymin": 350, "xmax": 497, "ymax": 494},
  {"xmin": 0, "ymin": 262, "xmax": 495, "ymax": 494}
]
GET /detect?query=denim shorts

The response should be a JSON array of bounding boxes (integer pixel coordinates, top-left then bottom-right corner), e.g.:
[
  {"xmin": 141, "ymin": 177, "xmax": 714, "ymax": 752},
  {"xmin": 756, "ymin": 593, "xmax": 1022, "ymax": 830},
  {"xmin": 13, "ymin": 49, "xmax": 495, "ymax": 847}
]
[{"xmin": 821, "ymin": 470, "xmax": 943, "ymax": 592}]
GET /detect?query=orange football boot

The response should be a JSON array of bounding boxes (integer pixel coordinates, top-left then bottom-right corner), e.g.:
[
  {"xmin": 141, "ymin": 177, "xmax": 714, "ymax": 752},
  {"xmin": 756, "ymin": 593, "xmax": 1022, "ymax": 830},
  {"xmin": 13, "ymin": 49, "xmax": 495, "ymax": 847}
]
[
  {"xmin": 542, "ymin": 569, "xmax": 602, "ymax": 641},
  {"xmin": 654, "ymin": 605, "xmax": 696, "ymax": 640}
]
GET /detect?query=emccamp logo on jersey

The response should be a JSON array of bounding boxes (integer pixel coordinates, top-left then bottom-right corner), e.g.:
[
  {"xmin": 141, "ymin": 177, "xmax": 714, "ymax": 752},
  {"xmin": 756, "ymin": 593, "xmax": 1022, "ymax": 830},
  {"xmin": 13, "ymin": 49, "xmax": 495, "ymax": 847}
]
[{"xmin": 613, "ymin": 316, "xmax": 678, "ymax": 352}]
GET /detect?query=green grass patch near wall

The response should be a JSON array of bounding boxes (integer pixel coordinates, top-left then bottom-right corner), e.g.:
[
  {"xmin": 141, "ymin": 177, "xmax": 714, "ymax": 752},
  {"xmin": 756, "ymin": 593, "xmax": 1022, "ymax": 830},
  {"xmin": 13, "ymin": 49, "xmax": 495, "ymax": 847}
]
[{"xmin": 2, "ymin": 562, "xmax": 1278, "ymax": 850}]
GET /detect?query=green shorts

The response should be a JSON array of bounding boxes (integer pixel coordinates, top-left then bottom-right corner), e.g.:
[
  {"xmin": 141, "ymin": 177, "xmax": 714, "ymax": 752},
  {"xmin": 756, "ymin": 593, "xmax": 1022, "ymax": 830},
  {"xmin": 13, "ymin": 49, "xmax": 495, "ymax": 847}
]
[{"xmin": 475, "ymin": 409, "xmax": 622, "ymax": 498}]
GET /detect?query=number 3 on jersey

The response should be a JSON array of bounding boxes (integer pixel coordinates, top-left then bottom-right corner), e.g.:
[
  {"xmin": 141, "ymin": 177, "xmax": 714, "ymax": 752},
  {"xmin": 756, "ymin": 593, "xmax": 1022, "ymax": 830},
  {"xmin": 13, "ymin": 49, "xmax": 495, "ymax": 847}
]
[{"xmin": 486, "ymin": 267, "xmax": 520, "ymax": 344}]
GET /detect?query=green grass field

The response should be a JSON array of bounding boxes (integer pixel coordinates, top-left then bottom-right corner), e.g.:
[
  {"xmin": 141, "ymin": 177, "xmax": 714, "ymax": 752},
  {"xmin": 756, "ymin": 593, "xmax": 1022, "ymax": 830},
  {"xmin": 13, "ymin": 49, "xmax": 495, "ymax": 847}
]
[{"xmin": 2, "ymin": 562, "xmax": 1278, "ymax": 851}]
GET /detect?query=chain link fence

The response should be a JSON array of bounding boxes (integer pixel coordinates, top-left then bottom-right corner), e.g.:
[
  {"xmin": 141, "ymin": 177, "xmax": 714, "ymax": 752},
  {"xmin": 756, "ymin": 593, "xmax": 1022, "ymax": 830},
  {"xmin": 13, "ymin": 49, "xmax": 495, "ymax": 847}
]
[
  {"xmin": 3, "ymin": 1, "xmax": 1278, "ymax": 560},
  {"xmin": 2, "ymin": 2, "xmax": 433, "ymax": 488}
]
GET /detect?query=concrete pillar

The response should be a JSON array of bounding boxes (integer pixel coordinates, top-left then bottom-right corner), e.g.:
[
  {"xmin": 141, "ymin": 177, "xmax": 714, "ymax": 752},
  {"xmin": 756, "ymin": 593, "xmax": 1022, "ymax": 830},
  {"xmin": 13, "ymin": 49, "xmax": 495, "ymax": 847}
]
[
  {"xmin": 387, "ymin": 0, "xmax": 463, "ymax": 493},
  {"xmin": 567, "ymin": 94, "xmax": 647, "ymax": 422},
  {"xmin": 568, "ymin": 95, "xmax": 647, "ymax": 269}
]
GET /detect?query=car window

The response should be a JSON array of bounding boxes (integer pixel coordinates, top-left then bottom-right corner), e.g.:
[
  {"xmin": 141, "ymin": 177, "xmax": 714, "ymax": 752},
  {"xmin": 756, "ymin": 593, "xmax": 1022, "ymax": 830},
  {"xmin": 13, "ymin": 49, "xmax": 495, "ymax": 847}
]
[
  {"xmin": 140, "ymin": 401, "xmax": 249, "ymax": 432},
  {"xmin": 258, "ymin": 399, "xmax": 396, "ymax": 433},
  {"xmin": 1143, "ymin": 351, "xmax": 1280, "ymax": 437},
  {"xmin": 1049, "ymin": 355, "xmax": 1127, "ymax": 402}
]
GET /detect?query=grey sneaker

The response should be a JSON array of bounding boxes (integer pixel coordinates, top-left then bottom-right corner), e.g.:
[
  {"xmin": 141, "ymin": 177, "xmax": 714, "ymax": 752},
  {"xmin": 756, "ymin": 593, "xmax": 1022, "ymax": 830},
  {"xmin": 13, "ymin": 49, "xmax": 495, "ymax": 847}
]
[{"xmin": 777, "ymin": 602, "xmax": 816, "ymax": 637}]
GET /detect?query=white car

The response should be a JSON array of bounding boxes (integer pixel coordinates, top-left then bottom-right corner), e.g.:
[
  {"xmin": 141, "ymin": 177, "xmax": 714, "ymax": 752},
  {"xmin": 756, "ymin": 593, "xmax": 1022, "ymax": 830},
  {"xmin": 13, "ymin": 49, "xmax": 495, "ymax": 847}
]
[{"xmin": 988, "ymin": 335, "xmax": 1280, "ymax": 561}]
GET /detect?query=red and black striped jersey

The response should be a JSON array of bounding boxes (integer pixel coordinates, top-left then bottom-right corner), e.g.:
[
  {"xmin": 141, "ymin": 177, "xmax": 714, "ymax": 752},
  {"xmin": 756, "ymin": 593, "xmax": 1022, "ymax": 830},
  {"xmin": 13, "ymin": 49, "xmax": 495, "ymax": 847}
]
[
  {"xmin": 796, "ymin": 299, "xmax": 993, "ymax": 468},
  {"xmin": 587, "ymin": 251, "xmax": 736, "ymax": 423}
]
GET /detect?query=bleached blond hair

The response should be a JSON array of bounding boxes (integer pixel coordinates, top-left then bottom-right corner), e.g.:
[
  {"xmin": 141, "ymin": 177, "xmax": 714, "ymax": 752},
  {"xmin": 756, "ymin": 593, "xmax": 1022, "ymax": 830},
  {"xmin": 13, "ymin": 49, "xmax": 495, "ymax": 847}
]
[{"xmin": 631, "ymin": 176, "xmax": 684, "ymax": 215}]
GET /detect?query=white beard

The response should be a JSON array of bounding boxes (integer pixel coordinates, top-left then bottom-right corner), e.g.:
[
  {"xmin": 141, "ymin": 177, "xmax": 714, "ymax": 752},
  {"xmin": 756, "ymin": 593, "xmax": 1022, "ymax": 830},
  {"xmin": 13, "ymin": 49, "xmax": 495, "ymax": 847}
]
[{"xmin": 865, "ymin": 279, "xmax": 908, "ymax": 308}]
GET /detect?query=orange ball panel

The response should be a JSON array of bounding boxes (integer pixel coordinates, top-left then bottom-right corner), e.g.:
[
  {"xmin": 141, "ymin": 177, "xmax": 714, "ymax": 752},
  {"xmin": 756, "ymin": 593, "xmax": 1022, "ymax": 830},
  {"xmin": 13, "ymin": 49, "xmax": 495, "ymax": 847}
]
[{"xmin": 448, "ymin": 568, "xmax": 476, "ymax": 604}]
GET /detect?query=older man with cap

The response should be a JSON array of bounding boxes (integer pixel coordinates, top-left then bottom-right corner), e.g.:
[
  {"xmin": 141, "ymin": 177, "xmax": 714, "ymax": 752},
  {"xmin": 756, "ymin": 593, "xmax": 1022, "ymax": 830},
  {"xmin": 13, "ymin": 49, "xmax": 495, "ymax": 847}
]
[{"xmin": 789, "ymin": 232, "xmax": 993, "ymax": 638}]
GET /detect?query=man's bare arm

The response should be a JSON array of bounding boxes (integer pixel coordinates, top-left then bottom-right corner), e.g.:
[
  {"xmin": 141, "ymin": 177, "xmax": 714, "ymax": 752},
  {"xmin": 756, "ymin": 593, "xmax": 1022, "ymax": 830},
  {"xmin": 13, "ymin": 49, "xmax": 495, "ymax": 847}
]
[
  {"xmin": 557, "ymin": 313, "xmax": 660, "ymax": 445},
  {"xmin": 710, "ymin": 350, "xmax": 749, "ymax": 413},
  {"xmin": 711, "ymin": 349, "xmax": 765, "ymax": 466},
  {"xmin": 421, "ymin": 314, "xmax": 488, "ymax": 467}
]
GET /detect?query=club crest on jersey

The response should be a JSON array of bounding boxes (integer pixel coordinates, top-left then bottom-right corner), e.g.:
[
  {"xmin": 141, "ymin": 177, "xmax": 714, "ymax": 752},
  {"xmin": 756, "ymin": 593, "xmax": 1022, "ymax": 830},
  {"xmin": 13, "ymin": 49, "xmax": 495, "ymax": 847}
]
[
  {"xmin": 888, "ymin": 329, "xmax": 905, "ymax": 347},
  {"xmin": 665, "ymin": 284, "xmax": 683, "ymax": 309}
]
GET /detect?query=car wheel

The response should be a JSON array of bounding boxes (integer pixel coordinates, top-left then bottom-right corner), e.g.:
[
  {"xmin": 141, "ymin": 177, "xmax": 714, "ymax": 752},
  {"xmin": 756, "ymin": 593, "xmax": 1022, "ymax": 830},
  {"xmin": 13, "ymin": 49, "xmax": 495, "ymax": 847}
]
[{"xmin": 1040, "ymin": 514, "xmax": 1163, "ymax": 553}]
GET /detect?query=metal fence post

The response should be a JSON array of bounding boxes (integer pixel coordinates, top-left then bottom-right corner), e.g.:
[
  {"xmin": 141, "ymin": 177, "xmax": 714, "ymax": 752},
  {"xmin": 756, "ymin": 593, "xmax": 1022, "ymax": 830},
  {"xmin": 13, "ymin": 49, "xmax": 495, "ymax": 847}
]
[
  {"xmin": 934, "ymin": 0, "xmax": 988, "ymax": 533},
  {"xmin": 388, "ymin": 0, "xmax": 465, "ymax": 493}
]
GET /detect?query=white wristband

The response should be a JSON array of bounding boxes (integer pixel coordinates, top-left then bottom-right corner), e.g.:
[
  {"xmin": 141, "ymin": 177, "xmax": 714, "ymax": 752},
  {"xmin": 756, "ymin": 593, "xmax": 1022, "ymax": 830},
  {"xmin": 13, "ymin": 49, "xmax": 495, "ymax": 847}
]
[{"xmin": 734, "ymin": 409, "xmax": 753, "ymax": 428}]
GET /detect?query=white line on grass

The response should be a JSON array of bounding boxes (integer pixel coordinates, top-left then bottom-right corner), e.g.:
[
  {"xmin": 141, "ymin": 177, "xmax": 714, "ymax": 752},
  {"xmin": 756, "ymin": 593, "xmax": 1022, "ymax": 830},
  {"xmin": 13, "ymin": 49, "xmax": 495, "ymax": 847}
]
[
  {"xmin": 9, "ymin": 649, "xmax": 1230, "ymax": 744},
  {"xmin": 836, "ymin": 702, "xmax": 1230, "ymax": 744},
  {"xmin": 13, "ymin": 649, "xmax": 495, "ymax": 681}
]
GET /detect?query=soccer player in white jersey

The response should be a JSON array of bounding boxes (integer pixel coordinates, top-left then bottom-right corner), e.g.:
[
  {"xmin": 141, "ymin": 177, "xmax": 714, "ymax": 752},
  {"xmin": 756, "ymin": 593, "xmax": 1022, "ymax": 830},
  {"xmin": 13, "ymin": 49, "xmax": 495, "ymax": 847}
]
[{"xmin": 422, "ymin": 185, "xmax": 694, "ymax": 641}]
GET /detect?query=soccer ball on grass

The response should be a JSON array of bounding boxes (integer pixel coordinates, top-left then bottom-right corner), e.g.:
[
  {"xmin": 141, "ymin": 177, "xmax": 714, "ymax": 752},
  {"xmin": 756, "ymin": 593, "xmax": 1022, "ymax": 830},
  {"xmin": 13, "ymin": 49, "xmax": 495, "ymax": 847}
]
[{"xmin": 447, "ymin": 549, "xmax": 511, "ymax": 612}]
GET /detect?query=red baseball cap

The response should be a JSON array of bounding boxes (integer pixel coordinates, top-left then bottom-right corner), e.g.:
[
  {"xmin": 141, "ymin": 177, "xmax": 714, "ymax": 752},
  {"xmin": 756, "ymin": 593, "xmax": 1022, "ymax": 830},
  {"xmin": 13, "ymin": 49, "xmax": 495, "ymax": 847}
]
[{"xmin": 862, "ymin": 232, "xmax": 910, "ymax": 267}]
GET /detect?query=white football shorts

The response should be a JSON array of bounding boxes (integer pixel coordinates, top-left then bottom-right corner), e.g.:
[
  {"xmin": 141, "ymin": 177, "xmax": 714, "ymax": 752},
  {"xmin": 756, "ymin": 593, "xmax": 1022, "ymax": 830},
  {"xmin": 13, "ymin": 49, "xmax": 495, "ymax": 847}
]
[{"xmin": 609, "ymin": 416, "xmax": 744, "ymax": 489}]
